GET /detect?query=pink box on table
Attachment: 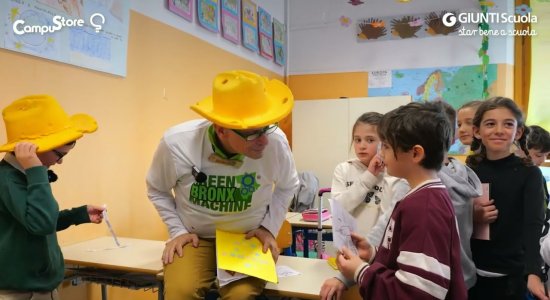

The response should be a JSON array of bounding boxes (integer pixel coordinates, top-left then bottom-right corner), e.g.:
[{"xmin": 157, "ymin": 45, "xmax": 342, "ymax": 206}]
[{"xmin": 301, "ymin": 208, "xmax": 331, "ymax": 222}]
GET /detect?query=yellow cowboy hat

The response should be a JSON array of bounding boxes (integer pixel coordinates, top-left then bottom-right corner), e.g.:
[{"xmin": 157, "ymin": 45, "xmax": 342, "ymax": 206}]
[
  {"xmin": 190, "ymin": 70, "xmax": 294, "ymax": 129},
  {"xmin": 0, "ymin": 95, "xmax": 97, "ymax": 153}
]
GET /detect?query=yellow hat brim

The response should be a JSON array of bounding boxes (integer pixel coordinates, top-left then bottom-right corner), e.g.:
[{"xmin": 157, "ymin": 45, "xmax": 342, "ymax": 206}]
[
  {"xmin": 0, "ymin": 113, "xmax": 97, "ymax": 153},
  {"xmin": 190, "ymin": 79, "xmax": 294, "ymax": 129}
]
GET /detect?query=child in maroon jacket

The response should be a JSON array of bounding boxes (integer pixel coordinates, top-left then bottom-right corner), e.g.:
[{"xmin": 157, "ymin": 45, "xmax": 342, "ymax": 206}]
[{"xmin": 336, "ymin": 102, "xmax": 467, "ymax": 300}]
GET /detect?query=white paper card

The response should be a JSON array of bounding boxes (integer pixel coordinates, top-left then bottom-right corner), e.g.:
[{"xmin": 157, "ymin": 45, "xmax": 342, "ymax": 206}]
[
  {"xmin": 217, "ymin": 268, "xmax": 248, "ymax": 287},
  {"xmin": 329, "ymin": 198, "xmax": 358, "ymax": 254},
  {"xmin": 276, "ymin": 265, "xmax": 300, "ymax": 278},
  {"xmin": 473, "ymin": 183, "xmax": 491, "ymax": 240}
]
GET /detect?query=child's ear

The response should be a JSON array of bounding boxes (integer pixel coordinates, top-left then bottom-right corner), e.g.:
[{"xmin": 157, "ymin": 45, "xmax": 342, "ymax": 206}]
[
  {"xmin": 473, "ymin": 126, "xmax": 481, "ymax": 139},
  {"xmin": 514, "ymin": 126, "xmax": 524, "ymax": 141},
  {"xmin": 411, "ymin": 145, "xmax": 425, "ymax": 163}
]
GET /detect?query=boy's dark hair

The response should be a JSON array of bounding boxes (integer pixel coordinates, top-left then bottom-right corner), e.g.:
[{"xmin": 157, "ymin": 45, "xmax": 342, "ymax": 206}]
[
  {"xmin": 527, "ymin": 125, "xmax": 550, "ymax": 152},
  {"xmin": 378, "ymin": 102, "xmax": 451, "ymax": 171},
  {"xmin": 433, "ymin": 100, "xmax": 456, "ymax": 148},
  {"xmin": 466, "ymin": 97, "xmax": 532, "ymax": 167},
  {"xmin": 457, "ymin": 100, "xmax": 483, "ymax": 113}
]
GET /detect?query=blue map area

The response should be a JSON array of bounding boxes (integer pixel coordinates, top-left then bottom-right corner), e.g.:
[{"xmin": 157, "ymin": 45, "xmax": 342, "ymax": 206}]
[{"xmin": 369, "ymin": 64, "xmax": 497, "ymax": 154}]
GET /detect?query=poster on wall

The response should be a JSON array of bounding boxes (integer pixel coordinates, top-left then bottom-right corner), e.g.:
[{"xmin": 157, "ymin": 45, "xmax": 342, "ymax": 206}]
[
  {"xmin": 197, "ymin": 0, "xmax": 219, "ymax": 32},
  {"xmin": 221, "ymin": 0, "xmax": 240, "ymax": 44},
  {"xmin": 368, "ymin": 64, "xmax": 498, "ymax": 154},
  {"xmin": 241, "ymin": 0, "xmax": 258, "ymax": 52},
  {"xmin": 272, "ymin": 17, "xmax": 285, "ymax": 66},
  {"xmin": 368, "ymin": 70, "xmax": 392, "ymax": 88},
  {"xmin": 168, "ymin": 0, "xmax": 193, "ymax": 22},
  {"xmin": 357, "ymin": 10, "xmax": 461, "ymax": 43},
  {"xmin": 0, "ymin": 0, "xmax": 130, "ymax": 76},
  {"xmin": 257, "ymin": 7, "xmax": 272, "ymax": 59}
]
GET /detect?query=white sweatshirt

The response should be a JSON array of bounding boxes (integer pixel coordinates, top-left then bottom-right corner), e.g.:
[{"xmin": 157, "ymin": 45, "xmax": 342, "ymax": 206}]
[
  {"xmin": 331, "ymin": 158, "xmax": 409, "ymax": 237},
  {"xmin": 146, "ymin": 119, "xmax": 299, "ymax": 239},
  {"xmin": 541, "ymin": 231, "xmax": 550, "ymax": 265}
]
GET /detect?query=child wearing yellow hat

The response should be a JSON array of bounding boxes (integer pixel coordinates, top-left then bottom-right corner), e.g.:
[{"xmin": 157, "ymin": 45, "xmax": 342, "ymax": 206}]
[{"xmin": 0, "ymin": 95, "xmax": 104, "ymax": 299}]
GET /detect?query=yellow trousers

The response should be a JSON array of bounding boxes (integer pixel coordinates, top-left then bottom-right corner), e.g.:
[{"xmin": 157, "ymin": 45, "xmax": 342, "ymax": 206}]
[
  {"xmin": 0, "ymin": 290, "xmax": 59, "ymax": 300},
  {"xmin": 163, "ymin": 239, "xmax": 265, "ymax": 300}
]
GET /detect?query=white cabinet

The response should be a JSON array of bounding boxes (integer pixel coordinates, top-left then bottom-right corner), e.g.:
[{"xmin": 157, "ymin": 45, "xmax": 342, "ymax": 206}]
[{"xmin": 292, "ymin": 96, "xmax": 411, "ymax": 189}]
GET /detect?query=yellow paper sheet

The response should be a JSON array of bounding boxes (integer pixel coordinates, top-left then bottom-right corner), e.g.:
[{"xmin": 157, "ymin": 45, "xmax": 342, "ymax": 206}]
[
  {"xmin": 327, "ymin": 257, "xmax": 338, "ymax": 270},
  {"xmin": 215, "ymin": 230, "xmax": 277, "ymax": 283}
]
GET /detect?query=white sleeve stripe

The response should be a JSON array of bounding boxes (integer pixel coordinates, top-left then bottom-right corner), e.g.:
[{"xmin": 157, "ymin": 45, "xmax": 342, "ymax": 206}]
[
  {"xmin": 395, "ymin": 270, "xmax": 448, "ymax": 300},
  {"xmin": 397, "ymin": 251, "xmax": 450, "ymax": 279},
  {"xmin": 427, "ymin": 184, "xmax": 446, "ymax": 189}
]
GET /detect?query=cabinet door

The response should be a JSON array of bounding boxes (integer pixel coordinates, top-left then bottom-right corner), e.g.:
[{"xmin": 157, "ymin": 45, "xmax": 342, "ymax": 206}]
[{"xmin": 292, "ymin": 96, "xmax": 411, "ymax": 189}]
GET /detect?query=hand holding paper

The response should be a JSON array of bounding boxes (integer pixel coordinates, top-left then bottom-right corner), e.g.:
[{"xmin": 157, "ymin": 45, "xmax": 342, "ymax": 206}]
[
  {"xmin": 473, "ymin": 183, "xmax": 493, "ymax": 240},
  {"xmin": 216, "ymin": 230, "xmax": 278, "ymax": 283}
]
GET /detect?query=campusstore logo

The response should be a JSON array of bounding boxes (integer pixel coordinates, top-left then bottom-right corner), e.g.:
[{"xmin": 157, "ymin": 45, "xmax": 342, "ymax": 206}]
[{"xmin": 12, "ymin": 13, "xmax": 105, "ymax": 35}]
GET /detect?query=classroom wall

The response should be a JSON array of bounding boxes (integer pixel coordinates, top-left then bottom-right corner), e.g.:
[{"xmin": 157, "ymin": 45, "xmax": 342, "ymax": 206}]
[
  {"xmin": 286, "ymin": 0, "xmax": 516, "ymax": 105},
  {"xmin": 131, "ymin": 0, "xmax": 286, "ymax": 76},
  {"xmin": 286, "ymin": 0, "xmax": 516, "ymax": 101},
  {"xmin": 287, "ymin": 0, "xmax": 514, "ymax": 75},
  {"xmin": 0, "ymin": 10, "xmax": 283, "ymax": 300},
  {"xmin": 527, "ymin": 1, "xmax": 550, "ymax": 130}
]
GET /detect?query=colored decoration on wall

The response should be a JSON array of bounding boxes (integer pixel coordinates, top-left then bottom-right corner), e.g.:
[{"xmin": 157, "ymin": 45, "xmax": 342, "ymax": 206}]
[
  {"xmin": 357, "ymin": 10, "xmax": 461, "ymax": 42},
  {"xmin": 368, "ymin": 64, "xmax": 498, "ymax": 154},
  {"xmin": 424, "ymin": 11, "xmax": 461, "ymax": 36},
  {"xmin": 348, "ymin": 0, "xmax": 365, "ymax": 6},
  {"xmin": 339, "ymin": 16, "xmax": 352, "ymax": 27},
  {"xmin": 357, "ymin": 18, "xmax": 387, "ymax": 40},
  {"xmin": 478, "ymin": 1, "xmax": 494, "ymax": 6},
  {"xmin": 391, "ymin": 16, "xmax": 422, "ymax": 38},
  {"xmin": 478, "ymin": 0, "xmax": 490, "ymax": 99},
  {"xmin": 273, "ymin": 17, "xmax": 286, "ymax": 66},
  {"xmin": 258, "ymin": 7, "xmax": 273, "ymax": 59},
  {"xmin": 167, "ymin": 0, "xmax": 193, "ymax": 22},
  {"xmin": 197, "ymin": 0, "xmax": 219, "ymax": 32},
  {"xmin": 515, "ymin": 4, "xmax": 532, "ymax": 15},
  {"xmin": 221, "ymin": 0, "xmax": 240, "ymax": 44},
  {"xmin": 241, "ymin": 0, "xmax": 258, "ymax": 52},
  {"xmin": 216, "ymin": 230, "xmax": 277, "ymax": 283}
]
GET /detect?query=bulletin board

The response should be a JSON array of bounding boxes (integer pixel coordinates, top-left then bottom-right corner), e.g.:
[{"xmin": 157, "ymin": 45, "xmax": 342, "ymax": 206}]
[{"xmin": 0, "ymin": 0, "xmax": 129, "ymax": 76}]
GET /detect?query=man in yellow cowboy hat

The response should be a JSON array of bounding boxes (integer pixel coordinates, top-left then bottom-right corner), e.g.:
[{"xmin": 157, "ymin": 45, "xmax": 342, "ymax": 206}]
[
  {"xmin": 147, "ymin": 70, "xmax": 299, "ymax": 299},
  {"xmin": 0, "ymin": 95, "xmax": 104, "ymax": 300}
]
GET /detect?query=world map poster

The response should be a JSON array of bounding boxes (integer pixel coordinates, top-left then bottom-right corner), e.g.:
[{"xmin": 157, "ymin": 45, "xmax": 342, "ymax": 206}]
[{"xmin": 368, "ymin": 64, "xmax": 497, "ymax": 154}]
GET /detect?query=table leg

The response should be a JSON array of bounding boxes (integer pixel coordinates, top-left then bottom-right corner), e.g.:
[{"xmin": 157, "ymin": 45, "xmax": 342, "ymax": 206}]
[
  {"xmin": 303, "ymin": 229, "xmax": 309, "ymax": 258},
  {"xmin": 158, "ymin": 281, "xmax": 164, "ymax": 300},
  {"xmin": 291, "ymin": 229, "xmax": 297, "ymax": 255},
  {"xmin": 101, "ymin": 284, "xmax": 107, "ymax": 300}
]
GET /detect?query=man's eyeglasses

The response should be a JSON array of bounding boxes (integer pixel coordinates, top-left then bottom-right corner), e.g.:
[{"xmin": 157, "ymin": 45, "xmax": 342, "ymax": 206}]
[
  {"xmin": 231, "ymin": 123, "xmax": 279, "ymax": 141},
  {"xmin": 52, "ymin": 149, "xmax": 67, "ymax": 163}
]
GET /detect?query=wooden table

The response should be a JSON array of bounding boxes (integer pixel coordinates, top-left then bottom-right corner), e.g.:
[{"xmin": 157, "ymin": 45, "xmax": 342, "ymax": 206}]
[
  {"xmin": 155, "ymin": 256, "xmax": 361, "ymax": 300},
  {"xmin": 61, "ymin": 237, "xmax": 165, "ymax": 300},
  {"xmin": 265, "ymin": 256, "xmax": 360, "ymax": 299}
]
